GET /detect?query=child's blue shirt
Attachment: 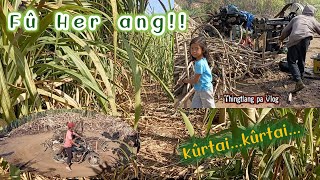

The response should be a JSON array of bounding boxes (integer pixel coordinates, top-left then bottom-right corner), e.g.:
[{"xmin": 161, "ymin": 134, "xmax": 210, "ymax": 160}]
[{"xmin": 194, "ymin": 57, "xmax": 213, "ymax": 91}]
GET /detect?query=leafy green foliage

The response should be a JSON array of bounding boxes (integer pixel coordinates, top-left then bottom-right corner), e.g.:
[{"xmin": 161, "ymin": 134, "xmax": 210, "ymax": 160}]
[
  {"xmin": 181, "ymin": 108, "xmax": 320, "ymax": 179},
  {"xmin": 0, "ymin": 0, "xmax": 173, "ymax": 125}
]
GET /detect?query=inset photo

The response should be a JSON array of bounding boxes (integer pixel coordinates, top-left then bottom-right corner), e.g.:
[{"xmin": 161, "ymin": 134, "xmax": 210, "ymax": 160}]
[
  {"xmin": 174, "ymin": 1, "xmax": 320, "ymax": 108},
  {"xmin": 0, "ymin": 0, "xmax": 175, "ymax": 179}
]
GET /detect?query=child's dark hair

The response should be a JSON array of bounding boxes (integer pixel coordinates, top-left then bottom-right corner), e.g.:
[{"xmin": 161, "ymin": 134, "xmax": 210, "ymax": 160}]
[{"xmin": 189, "ymin": 36, "xmax": 212, "ymax": 65}]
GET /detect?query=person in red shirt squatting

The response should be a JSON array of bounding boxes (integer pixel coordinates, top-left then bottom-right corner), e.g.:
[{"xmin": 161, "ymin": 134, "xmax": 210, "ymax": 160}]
[{"xmin": 56, "ymin": 122, "xmax": 81, "ymax": 171}]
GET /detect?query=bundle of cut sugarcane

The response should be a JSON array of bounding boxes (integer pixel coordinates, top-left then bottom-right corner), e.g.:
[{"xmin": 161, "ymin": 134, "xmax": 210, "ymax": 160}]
[{"xmin": 174, "ymin": 23, "xmax": 279, "ymax": 108}]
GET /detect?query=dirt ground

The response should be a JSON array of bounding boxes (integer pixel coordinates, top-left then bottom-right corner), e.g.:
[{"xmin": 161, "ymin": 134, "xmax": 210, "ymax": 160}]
[
  {"xmin": 135, "ymin": 90, "xmax": 207, "ymax": 179},
  {"xmin": 176, "ymin": 36, "xmax": 320, "ymax": 108}
]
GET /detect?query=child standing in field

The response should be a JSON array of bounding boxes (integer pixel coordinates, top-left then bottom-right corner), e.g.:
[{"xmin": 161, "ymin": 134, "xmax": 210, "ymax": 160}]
[{"xmin": 178, "ymin": 36, "xmax": 216, "ymax": 108}]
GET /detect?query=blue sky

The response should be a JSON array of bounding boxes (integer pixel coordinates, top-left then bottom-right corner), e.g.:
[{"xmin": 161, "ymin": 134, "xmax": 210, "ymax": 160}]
[{"xmin": 146, "ymin": 0, "xmax": 174, "ymax": 14}]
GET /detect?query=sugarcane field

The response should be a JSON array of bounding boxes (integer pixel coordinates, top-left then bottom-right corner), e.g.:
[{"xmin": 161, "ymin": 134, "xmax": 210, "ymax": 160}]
[
  {"xmin": 1, "ymin": 0, "xmax": 320, "ymax": 180},
  {"xmin": 174, "ymin": 1, "xmax": 320, "ymax": 108}
]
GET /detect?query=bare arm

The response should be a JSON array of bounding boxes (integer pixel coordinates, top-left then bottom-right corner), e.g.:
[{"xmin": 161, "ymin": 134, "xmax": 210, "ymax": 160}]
[
  {"xmin": 182, "ymin": 74, "xmax": 201, "ymax": 84},
  {"xmin": 73, "ymin": 132, "xmax": 81, "ymax": 137},
  {"xmin": 71, "ymin": 140, "xmax": 80, "ymax": 147},
  {"xmin": 71, "ymin": 132, "xmax": 81, "ymax": 146}
]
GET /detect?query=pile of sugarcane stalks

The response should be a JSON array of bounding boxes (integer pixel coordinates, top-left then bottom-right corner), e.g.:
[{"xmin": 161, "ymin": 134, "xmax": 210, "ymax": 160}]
[{"xmin": 174, "ymin": 23, "xmax": 280, "ymax": 108}]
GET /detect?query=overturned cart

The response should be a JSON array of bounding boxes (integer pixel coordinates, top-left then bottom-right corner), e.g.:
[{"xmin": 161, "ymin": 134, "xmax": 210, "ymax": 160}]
[{"xmin": 205, "ymin": 3, "xmax": 304, "ymax": 53}]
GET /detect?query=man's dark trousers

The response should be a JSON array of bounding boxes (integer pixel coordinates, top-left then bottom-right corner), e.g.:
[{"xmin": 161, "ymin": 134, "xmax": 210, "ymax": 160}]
[
  {"xmin": 287, "ymin": 36, "xmax": 312, "ymax": 82},
  {"xmin": 66, "ymin": 147, "xmax": 72, "ymax": 166}
]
